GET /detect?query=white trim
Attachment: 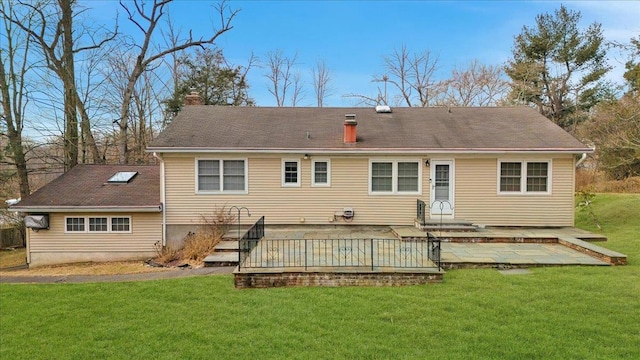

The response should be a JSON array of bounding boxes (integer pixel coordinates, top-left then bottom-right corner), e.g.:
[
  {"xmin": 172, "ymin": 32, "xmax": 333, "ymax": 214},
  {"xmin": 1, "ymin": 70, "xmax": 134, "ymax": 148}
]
[
  {"xmin": 149, "ymin": 148, "xmax": 592, "ymax": 155},
  {"xmin": 195, "ymin": 157, "xmax": 249, "ymax": 194},
  {"xmin": 368, "ymin": 159, "xmax": 422, "ymax": 195},
  {"xmin": 311, "ymin": 158, "xmax": 331, "ymax": 187},
  {"xmin": 64, "ymin": 216, "xmax": 133, "ymax": 234},
  {"xmin": 497, "ymin": 159, "xmax": 553, "ymax": 195},
  {"xmin": 429, "ymin": 159, "xmax": 455, "ymax": 218},
  {"xmin": 88, "ymin": 216, "xmax": 109, "ymax": 233},
  {"xmin": 64, "ymin": 216, "xmax": 86, "ymax": 233},
  {"xmin": 282, "ymin": 158, "xmax": 301, "ymax": 187},
  {"xmin": 110, "ymin": 216, "xmax": 132, "ymax": 233},
  {"xmin": 11, "ymin": 206, "xmax": 161, "ymax": 213},
  {"xmin": 154, "ymin": 152, "xmax": 167, "ymax": 246}
]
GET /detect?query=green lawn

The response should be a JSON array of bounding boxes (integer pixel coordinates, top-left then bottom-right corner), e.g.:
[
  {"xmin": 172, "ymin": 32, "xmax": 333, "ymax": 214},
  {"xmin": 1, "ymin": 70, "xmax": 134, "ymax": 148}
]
[{"xmin": 1, "ymin": 194, "xmax": 639, "ymax": 359}]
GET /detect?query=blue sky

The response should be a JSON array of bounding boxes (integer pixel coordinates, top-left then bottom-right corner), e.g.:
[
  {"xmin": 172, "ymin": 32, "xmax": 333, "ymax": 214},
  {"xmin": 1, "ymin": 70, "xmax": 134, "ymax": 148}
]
[{"xmin": 92, "ymin": 1, "xmax": 640, "ymax": 107}]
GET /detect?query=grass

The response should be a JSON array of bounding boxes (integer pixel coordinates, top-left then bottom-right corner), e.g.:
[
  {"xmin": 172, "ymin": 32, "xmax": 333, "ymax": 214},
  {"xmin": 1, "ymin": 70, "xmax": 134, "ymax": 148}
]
[
  {"xmin": 0, "ymin": 260, "xmax": 170, "ymax": 276},
  {"xmin": 1, "ymin": 194, "xmax": 639, "ymax": 359}
]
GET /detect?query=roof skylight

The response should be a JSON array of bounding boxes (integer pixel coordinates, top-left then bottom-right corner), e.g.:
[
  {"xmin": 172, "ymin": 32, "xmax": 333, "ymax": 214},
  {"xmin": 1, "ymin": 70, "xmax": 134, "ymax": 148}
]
[{"xmin": 108, "ymin": 171, "xmax": 138, "ymax": 183}]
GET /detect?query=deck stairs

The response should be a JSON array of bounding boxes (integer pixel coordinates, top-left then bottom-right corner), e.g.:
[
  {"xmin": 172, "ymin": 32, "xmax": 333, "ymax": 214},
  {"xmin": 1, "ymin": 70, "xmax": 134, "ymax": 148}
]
[{"xmin": 203, "ymin": 226, "xmax": 250, "ymax": 267}]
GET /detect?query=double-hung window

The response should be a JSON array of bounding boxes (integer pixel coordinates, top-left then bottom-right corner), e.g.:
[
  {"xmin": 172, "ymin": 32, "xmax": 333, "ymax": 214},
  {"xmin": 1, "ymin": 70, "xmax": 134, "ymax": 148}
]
[
  {"xmin": 312, "ymin": 159, "xmax": 330, "ymax": 187},
  {"xmin": 499, "ymin": 160, "xmax": 550, "ymax": 194},
  {"xmin": 370, "ymin": 160, "xmax": 421, "ymax": 194},
  {"xmin": 282, "ymin": 159, "xmax": 301, "ymax": 187},
  {"xmin": 196, "ymin": 159, "xmax": 247, "ymax": 193}
]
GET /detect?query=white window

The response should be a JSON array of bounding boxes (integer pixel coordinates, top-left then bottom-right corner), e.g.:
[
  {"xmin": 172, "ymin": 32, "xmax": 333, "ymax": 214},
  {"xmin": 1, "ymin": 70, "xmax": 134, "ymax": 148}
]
[
  {"xmin": 312, "ymin": 159, "xmax": 331, "ymax": 187},
  {"xmin": 196, "ymin": 159, "xmax": 247, "ymax": 193},
  {"xmin": 498, "ymin": 160, "xmax": 551, "ymax": 194},
  {"xmin": 111, "ymin": 217, "xmax": 131, "ymax": 233},
  {"xmin": 65, "ymin": 216, "xmax": 132, "ymax": 233},
  {"xmin": 89, "ymin": 217, "xmax": 108, "ymax": 232},
  {"xmin": 66, "ymin": 217, "xmax": 85, "ymax": 232},
  {"xmin": 282, "ymin": 159, "xmax": 301, "ymax": 187},
  {"xmin": 369, "ymin": 160, "xmax": 421, "ymax": 194}
]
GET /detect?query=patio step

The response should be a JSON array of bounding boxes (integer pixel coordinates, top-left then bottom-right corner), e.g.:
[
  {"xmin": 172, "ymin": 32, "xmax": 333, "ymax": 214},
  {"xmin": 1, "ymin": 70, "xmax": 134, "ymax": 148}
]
[
  {"xmin": 415, "ymin": 219, "xmax": 478, "ymax": 232},
  {"xmin": 203, "ymin": 252, "xmax": 239, "ymax": 267},
  {"xmin": 215, "ymin": 241, "xmax": 240, "ymax": 252},
  {"xmin": 222, "ymin": 226, "xmax": 252, "ymax": 240}
]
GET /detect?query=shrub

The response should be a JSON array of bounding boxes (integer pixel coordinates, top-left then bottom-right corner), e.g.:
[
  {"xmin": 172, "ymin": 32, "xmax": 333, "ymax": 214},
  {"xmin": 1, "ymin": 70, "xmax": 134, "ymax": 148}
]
[
  {"xmin": 181, "ymin": 207, "xmax": 236, "ymax": 264},
  {"xmin": 153, "ymin": 241, "xmax": 179, "ymax": 264}
]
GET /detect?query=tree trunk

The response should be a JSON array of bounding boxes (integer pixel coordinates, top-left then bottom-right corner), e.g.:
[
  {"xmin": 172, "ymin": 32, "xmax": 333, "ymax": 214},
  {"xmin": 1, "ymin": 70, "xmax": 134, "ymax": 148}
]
[
  {"xmin": 75, "ymin": 92, "xmax": 104, "ymax": 164},
  {"xmin": 61, "ymin": 0, "xmax": 78, "ymax": 171}
]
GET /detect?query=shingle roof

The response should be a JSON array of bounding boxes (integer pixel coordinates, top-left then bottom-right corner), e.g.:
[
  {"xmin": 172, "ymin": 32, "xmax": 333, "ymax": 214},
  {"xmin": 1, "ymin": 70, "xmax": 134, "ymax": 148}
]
[
  {"xmin": 11, "ymin": 165, "xmax": 160, "ymax": 212},
  {"xmin": 148, "ymin": 106, "xmax": 591, "ymax": 153}
]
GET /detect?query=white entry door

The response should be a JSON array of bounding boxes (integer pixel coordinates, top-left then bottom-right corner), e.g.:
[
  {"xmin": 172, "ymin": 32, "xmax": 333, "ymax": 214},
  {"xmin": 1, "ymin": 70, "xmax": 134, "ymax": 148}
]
[{"xmin": 430, "ymin": 160, "xmax": 454, "ymax": 217}]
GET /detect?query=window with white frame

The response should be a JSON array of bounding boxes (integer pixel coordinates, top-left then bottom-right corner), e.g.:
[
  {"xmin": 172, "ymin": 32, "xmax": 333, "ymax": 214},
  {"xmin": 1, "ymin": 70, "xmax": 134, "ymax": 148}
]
[
  {"xmin": 196, "ymin": 159, "xmax": 247, "ymax": 193},
  {"xmin": 312, "ymin": 159, "xmax": 330, "ymax": 186},
  {"xmin": 111, "ymin": 217, "xmax": 131, "ymax": 232},
  {"xmin": 282, "ymin": 159, "xmax": 301, "ymax": 187},
  {"xmin": 499, "ymin": 160, "xmax": 550, "ymax": 194},
  {"xmin": 370, "ymin": 160, "xmax": 421, "ymax": 194},
  {"xmin": 66, "ymin": 217, "xmax": 85, "ymax": 232},
  {"xmin": 89, "ymin": 217, "xmax": 108, "ymax": 232},
  {"xmin": 65, "ymin": 216, "xmax": 132, "ymax": 233}
]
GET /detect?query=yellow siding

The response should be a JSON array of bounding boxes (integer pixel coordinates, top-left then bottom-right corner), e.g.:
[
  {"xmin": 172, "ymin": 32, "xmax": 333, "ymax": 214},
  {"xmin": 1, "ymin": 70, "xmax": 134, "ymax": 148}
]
[
  {"xmin": 28, "ymin": 212, "xmax": 162, "ymax": 253},
  {"xmin": 164, "ymin": 153, "xmax": 428, "ymax": 226},
  {"xmin": 455, "ymin": 156, "xmax": 575, "ymax": 226},
  {"xmin": 163, "ymin": 153, "xmax": 576, "ymax": 229}
]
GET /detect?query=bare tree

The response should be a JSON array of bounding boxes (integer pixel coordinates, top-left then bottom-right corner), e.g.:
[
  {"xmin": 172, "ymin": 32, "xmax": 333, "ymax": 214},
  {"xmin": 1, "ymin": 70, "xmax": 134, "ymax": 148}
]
[
  {"xmin": 440, "ymin": 60, "xmax": 509, "ymax": 106},
  {"xmin": 2, "ymin": 0, "xmax": 117, "ymax": 170},
  {"xmin": 345, "ymin": 45, "xmax": 441, "ymax": 107},
  {"xmin": 311, "ymin": 60, "xmax": 333, "ymax": 107},
  {"xmin": 0, "ymin": 1, "xmax": 35, "ymax": 197},
  {"xmin": 264, "ymin": 49, "xmax": 301, "ymax": 106},
  {"xmin": 116, "ymin": 0, "xmax": 238, "ymax": 164}
]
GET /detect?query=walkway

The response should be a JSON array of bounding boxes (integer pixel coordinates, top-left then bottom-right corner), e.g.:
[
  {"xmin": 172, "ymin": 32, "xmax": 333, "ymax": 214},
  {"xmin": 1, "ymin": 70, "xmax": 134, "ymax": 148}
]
[{"xmin": 0, "ymin": 266, "xmax": 234, "ymax": 284}]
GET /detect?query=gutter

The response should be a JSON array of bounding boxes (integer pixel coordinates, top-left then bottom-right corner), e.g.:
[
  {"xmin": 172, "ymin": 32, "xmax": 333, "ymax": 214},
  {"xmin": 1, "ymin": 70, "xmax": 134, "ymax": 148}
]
[
  {"xmin": 147, "ymin": 147, "xmax": 594, "ymax": 155},
  {"xmin": 8, "ymin": 206, "xmax": 162, "ymax": 213},
  {"xmin": 153, "ymin": 152, "xmax": 167, "ymax": 246}
]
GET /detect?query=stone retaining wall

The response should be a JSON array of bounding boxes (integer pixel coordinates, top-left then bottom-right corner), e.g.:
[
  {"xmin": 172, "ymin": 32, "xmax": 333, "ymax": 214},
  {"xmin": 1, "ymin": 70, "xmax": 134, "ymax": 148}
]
[{"xmin": 234, "ymin": 271, "xmax": 443, "ymax": 288}]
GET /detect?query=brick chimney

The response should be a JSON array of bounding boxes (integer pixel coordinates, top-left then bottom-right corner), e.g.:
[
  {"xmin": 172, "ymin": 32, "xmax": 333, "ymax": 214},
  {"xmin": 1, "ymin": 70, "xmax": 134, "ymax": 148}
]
[
  {"xmin": 184, "ymin": 90, "xmax": 204, "ymax": 105},
  {"xmin": 344, "ymin": 114, "xmax": 357, "ymax": 144}
]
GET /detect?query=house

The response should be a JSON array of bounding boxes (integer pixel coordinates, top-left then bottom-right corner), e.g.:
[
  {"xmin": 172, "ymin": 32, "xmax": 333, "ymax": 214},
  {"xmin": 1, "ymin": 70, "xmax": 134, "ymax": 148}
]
[
  {"xmin": 147, "ymin": 104, "xmax": 592, "ymax": 248},
  {"xmin": 10, "ymin": 103, "xmax": 592, "ymax": 266},
  {"xmin": 10, "ymin": 165, "xmax": 161, "ymax": 266}
]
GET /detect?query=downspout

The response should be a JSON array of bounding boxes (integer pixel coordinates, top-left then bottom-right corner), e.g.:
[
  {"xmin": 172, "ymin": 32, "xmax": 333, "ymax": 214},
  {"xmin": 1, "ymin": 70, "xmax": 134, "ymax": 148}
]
[
  {"xmin": 153, "ymin": 152, "xmax": 167, "ymax": 246},
  {"xmin": 575, "ymin": 153, "xmax": 588, "ymax": 167}
]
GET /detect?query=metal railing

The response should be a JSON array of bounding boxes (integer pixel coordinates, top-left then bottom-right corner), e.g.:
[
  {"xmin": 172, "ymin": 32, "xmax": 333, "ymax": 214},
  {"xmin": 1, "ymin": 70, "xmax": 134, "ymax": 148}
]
[
  {"xmin": 417, "ymin": 199, "xmax": 427, "ymax": 225},
  {"xmin": 240, "ymin": 235, "xmax": 441, "ymax": 271},
  {"xmin": 238, "ymin": 216, "xmax": 264, "ymax": 269}
]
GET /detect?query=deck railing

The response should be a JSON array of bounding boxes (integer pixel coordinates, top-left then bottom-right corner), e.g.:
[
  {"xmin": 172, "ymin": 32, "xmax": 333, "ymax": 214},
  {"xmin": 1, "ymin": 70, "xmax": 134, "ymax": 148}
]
[
  {"xmin": 238, "ymin": 216, "xmax": 264, "ymax": 269},
  {"xmin": 240, "ymin": 235, "xmax": 441, "ymax": 271},
  {"xmin": 417, "ymin": 199, "xmax": 427, "ymax": 225}
]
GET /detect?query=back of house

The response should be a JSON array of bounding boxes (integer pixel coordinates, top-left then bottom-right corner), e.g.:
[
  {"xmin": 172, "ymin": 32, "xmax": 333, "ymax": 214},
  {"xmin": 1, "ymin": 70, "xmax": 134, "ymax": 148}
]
[{"xmin": 148, "ymin": 104, "xmax": 591, "ymax": 247}]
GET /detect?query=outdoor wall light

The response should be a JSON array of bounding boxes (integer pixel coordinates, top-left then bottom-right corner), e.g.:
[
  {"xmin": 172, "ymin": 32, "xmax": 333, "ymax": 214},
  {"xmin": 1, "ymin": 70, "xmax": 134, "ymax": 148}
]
[
  {"xmin": 425, "ymin": 159, "xmax": 430, "ymax": 167},
  {"xmin": 303, "ymin": 154, "xmax": 310, "ymax": 160}
]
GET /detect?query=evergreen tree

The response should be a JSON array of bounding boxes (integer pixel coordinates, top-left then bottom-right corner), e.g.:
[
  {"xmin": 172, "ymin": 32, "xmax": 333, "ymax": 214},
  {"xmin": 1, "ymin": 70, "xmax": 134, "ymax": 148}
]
[{"xmin": 505, "ymin": 5, "xmax": 610, "ymax": 132}]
